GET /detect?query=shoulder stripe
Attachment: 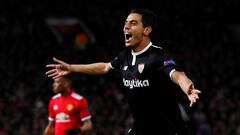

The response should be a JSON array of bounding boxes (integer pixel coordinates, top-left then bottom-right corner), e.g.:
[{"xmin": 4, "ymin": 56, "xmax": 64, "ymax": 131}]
[
  {"xmin": 52, "ymin": 93, "xmax": 61, "ymax": 99},
  {"xmin": 151, "ymin": 44, "xmax": 163, "ymax": 49},
  {"xmin": 71, "ymin": 92, "xmax": 83, "ymax": 100}
]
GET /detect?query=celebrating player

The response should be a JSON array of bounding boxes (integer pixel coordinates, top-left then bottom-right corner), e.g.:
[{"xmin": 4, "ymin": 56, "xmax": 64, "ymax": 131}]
[{"xmin": 46, "ymin": 8, "xmax": 201, "ymax": 135}]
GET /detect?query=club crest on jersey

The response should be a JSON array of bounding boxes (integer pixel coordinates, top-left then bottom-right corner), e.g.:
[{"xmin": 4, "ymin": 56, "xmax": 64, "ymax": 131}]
[
  {"xmin": 66, "ymin": 104, "xmax": 74, "ymax": 111},
  {"xmin": 138, "ymin": 64, "xmax": 145, "ymax": 73}
]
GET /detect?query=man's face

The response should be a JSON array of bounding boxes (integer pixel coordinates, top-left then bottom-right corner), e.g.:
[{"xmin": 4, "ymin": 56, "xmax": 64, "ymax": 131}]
[
  {"xmin": 52, "ymin": 78, "xmax": 66, "ymax": 93},
  {"xmin": 123, "ymin": 13, "xmax": 146, "ymax": 48}
]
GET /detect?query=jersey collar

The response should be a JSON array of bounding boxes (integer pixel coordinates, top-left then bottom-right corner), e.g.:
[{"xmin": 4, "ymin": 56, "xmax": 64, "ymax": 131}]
[{"xmin": 131, "ymin": 42, "xmax": 152, "ymax": 56}]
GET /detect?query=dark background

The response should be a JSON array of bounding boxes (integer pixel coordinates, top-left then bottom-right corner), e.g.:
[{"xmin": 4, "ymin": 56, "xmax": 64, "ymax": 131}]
[{"xmin": 1, "ymin": 0, "xmax": 240, "ymax": 134}]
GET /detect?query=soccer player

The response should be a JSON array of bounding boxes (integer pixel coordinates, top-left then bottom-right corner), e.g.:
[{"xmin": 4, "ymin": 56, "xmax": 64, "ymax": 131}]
[
  {"xmin": 43, "ymin": 77, "xmax": 92, "ymax": 135},
  {"xmin": 46, "ymin": 8, "xmax": 201, "ymax": 135}
]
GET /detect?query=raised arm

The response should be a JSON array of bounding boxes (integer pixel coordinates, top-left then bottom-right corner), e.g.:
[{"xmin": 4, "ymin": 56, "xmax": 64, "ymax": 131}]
[
  {"xmin": 171, "ymin": 71, "xmax": 201, "ymax": 107},
  {"xmin": 46, "ymin": 57, "xmax": 111, "ymax": 79}
]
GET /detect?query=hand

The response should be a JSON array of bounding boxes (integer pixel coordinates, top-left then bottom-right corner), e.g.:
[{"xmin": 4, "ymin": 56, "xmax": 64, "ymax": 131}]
[
  {"xmin": 187, "ymin": 84, "xmax": 201, "ymax": 107},
  {"xmin": 46, "ymin": 57, "xmax": 71, "ymax": 79},
  {"xmin": 65, "ymin": 126, "xmax": 81, "ymax": 135}
]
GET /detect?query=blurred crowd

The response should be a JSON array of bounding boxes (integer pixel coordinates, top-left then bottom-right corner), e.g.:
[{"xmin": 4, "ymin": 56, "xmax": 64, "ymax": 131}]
[{"xmin": 1, "ymin": 0, "xmax": 240, "ymax": 135}]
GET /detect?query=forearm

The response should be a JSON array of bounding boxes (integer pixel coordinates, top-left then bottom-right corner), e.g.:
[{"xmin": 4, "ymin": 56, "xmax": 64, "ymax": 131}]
[
  {"xmin": 43, "ymin": 129, "xmax": 54, "ymax": 135},
  {"xmin": 80, "ymin": 120, "xmax": 93, "ymax": 132},
  {"xmin": 69, "ymin": 62, "xmax": 110, "ymax": 75},
  {"xmin": 171, "ymin": 71, "xmax": 193, "ymax": 95},
  {"xmin": 43, "ymin": 123, "xmax": 54, "ymax": 135}
]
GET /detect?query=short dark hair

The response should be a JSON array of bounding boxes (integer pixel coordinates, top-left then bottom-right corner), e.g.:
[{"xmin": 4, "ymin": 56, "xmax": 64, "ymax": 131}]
[
  {"xmin": 130, "ymin": 8, "xmax": 158, "ymax": 38},
  {"xmin": 130, "ymin": 8, "xmax": 158, "ymax": 28}
]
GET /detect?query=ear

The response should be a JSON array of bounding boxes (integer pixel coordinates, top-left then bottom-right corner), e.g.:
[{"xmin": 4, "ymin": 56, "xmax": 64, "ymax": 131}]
[{"xmin": 143, "ymin": 26, "xmax": 152, "ymax": 36}]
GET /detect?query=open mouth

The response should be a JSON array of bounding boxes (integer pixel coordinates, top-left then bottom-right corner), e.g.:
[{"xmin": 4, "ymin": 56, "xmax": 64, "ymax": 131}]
[{"xmin": 125, "ymin": 33, "xmax": 132, "ymax": 41}]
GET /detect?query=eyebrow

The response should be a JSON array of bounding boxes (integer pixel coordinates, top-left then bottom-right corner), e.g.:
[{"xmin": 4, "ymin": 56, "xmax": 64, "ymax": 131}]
[{"xmin": 125, "ymin": 19, "xmax": 138, "ymax": 24}]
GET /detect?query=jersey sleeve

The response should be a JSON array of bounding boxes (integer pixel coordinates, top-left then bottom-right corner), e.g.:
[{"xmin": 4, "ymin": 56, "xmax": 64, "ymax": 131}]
[
  {"xmin": 79, "ymin": 98, "xmax": 91, "ymax": 121},
  {"xmin": 159, "ymin": 50, "xmax": 183, "ymax": 77},
  {"xmin": 110, "ymin": 49, "xmax": 128, "ymax": 71},
  {"xmin": 48, "ymin": 99, "xmax": 55, "ymax": 121},
  {"xmin": 110, "ymin": 56, "xmax": 121, "ymax": 71}
]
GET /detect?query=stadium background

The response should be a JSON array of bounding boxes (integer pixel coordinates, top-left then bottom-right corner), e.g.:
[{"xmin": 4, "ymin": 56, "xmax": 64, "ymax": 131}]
[{"xmin": 1, "ymin": 0, "xmax": 240, "ymax": 134}]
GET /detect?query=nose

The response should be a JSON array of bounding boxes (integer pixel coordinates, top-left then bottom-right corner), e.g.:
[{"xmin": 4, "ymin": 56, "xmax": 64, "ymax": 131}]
[{"xmin": 124, "ymin": 24, "xmax": 130, "ymax": 32}]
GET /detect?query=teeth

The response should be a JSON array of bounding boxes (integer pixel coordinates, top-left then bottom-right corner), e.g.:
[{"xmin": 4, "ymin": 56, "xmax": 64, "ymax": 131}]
[{"xmin": 125, "ymin": 33, "xmax": 132, "ymax": 39}]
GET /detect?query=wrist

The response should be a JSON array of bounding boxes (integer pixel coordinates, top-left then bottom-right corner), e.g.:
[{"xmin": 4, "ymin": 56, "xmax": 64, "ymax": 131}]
[
  {"xmin": 68, "ymin": 64, "xmax": 73, "ymax": 73},
  {"xmin": 186, "ymin": 83, "xmax": 194, "ymax": 95}
]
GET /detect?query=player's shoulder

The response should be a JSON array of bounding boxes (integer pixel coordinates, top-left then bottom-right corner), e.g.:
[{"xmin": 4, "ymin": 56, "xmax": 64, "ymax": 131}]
[
  {"xmin": 151, "ymin": 44, "xmax": 163, "ymax": 50},
  {"xmin": 114, "ymin": 48, "xmax": 131, "ymax": 62},
  {"xmin": 149, "ymin": 43, "xmax": 166, "ymax": 54},
  {"xmin": 71, "ymin": 92, "xmax": 84, "ymax": 101},
  {"xmin": 120, "ymin": 48, "xmax": 130, "ymax": 56},
  {"xmin": 52, "ymin": 93, "xmax": 61, "ymax": 99}
]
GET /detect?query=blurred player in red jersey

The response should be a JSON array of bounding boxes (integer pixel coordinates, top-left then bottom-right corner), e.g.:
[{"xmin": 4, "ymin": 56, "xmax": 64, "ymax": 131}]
[{"xmin": 43, "ymin": 77, "xmax": 92, "ymax": 135}]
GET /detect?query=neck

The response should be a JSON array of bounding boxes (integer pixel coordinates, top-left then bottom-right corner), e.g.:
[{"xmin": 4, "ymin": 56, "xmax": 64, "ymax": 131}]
[
  {"xmin": 61, "ymin": 88, "xmax": 72, "ymax": 96},
  {"xmin": 132, "ymin": 39, "xmax": 151, "ymax": 52}
]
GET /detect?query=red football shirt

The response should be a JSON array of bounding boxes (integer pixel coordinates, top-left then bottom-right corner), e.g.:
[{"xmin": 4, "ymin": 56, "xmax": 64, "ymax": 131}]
[{"xmin": 48, "ymin": 90, "xmax": 91, "ymax": 135}]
